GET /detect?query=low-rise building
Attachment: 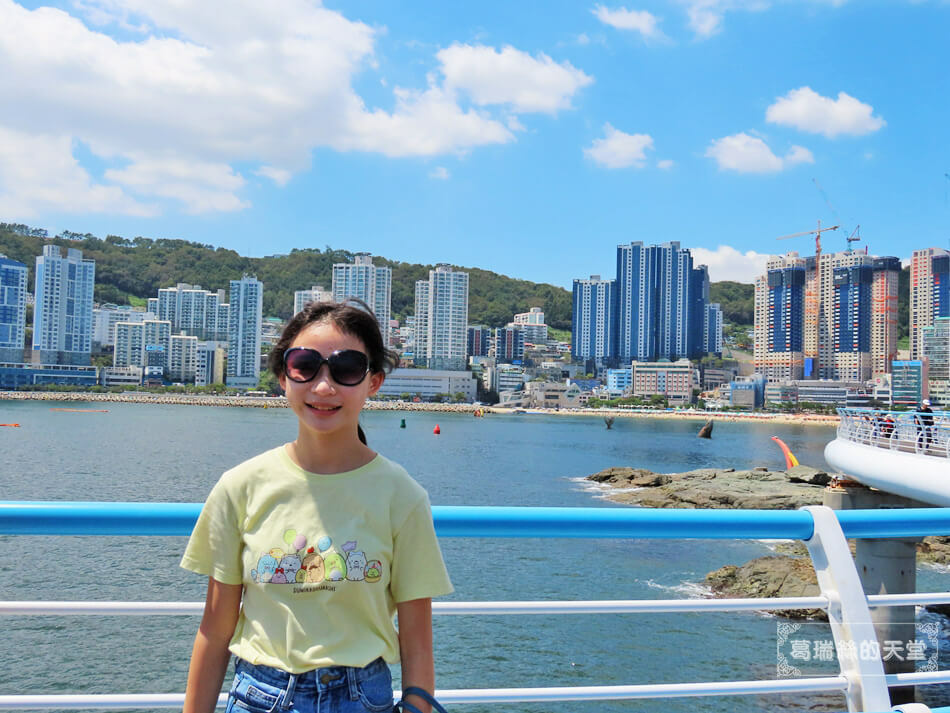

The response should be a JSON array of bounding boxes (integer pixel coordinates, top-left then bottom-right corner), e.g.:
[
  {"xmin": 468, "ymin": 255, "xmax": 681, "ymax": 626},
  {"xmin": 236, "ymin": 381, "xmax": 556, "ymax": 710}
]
[
  {"xmin": 376, "ymin": 368, "xmax": 477, "ymax": 402},
  {"xmin": 891, "ymin": 360, "xmax": 928, "ymax": 407},
  {"xmin": 631, "ymin": 359, "xmax": 694, "ymax": 405},
  {"xmin": 0, "ymin": 362, "xmax": 99, "ymax": 388},
  {"xmin": 101, "ymin": 365, "xmax": 143, "ymax": 387}
]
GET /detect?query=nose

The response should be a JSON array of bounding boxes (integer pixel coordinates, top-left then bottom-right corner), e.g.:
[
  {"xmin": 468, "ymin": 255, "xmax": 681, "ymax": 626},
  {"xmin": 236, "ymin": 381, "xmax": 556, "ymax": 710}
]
[{"xmin": 309, "ymin": 364, "xmax": 336, "ymax": 393}]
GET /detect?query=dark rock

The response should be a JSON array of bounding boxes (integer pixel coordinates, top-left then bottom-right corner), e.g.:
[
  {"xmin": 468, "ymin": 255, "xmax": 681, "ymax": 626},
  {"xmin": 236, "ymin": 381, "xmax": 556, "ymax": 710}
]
[{"xmin": 706, "ymin": 555, "xmax": 825, "ymax": 620}]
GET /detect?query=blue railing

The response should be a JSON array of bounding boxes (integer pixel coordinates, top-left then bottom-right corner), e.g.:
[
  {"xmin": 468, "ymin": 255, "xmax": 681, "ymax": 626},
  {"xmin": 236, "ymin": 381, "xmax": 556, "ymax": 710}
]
[{"xmin": 2, "ymin": 503, "xmax": 950, "ymax": 712}]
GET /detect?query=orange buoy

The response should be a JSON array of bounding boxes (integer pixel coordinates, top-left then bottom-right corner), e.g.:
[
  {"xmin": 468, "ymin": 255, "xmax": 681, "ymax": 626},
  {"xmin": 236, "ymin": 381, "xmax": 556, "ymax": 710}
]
[
  {"xmin": 1, "ymin": 423, "xmax": 20, "ymax": 427},
  {"xmin": 433, "ymin": 424, "xmax": 441, "ymax": 435}
]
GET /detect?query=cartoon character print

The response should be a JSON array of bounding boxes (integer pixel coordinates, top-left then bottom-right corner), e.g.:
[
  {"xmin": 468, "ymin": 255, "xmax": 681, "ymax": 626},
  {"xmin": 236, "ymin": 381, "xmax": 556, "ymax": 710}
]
[
  {"xmin": 364, "ymin": 560, "xmax": 382, "ymax": 583},
  {"xmin": 345, "ymin": 551, "xmax": 367, "ymax": 581},
  {"xmin": 301, "ymin": 549, "xmax": 325, "ymax": 583},
  {"xmin": 251, "ymin": 554, "xmax": 279, "ymax": 583},
  {"xmin": 279, "ymin": 554, "xmax": 302, "ymax": 583},
  {"xmin": 255, "ymin": 530, "xmax": 381, "ymax": 587},
  {"xmin": 324, "ymin": 552, "xmax": 347, "ymax": 581}
]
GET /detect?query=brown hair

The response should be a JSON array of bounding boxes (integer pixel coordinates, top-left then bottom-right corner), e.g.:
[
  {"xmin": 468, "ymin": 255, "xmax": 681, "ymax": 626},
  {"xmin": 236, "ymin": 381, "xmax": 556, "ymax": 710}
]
[{"xmin": 269, "ymin": 299, "xmax": 398, "ymax": 379}]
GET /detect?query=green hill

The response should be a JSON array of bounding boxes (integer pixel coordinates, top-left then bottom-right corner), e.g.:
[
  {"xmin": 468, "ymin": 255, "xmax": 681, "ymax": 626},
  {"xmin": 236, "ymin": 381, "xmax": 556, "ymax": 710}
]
[{"xmin": 0, "ymin": 223, "xmax": 572, "ymax": 329}]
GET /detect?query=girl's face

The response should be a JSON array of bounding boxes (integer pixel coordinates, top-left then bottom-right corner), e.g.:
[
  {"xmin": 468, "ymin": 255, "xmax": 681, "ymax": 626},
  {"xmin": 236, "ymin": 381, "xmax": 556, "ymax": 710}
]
[{"xmin": 279, "ymin": 321, "xmax": 383, "ymax": 440}]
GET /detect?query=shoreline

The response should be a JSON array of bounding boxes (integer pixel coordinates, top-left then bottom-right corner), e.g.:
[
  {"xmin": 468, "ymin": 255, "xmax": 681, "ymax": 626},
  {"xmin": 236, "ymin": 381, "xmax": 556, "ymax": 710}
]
[{"xmin": 0, "ymin": 390, "xmax": 840, "ymax": 425}]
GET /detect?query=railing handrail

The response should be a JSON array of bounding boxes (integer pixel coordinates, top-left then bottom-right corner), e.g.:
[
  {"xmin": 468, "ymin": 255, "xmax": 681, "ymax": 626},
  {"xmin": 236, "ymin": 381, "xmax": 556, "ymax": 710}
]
[
  {"xmin": 4, "ymin": 502, "xmax": 950, "ymax": 711},
  {"xmin": 5, "ymin": 501, "xmax": 950, "ymax": 539}
]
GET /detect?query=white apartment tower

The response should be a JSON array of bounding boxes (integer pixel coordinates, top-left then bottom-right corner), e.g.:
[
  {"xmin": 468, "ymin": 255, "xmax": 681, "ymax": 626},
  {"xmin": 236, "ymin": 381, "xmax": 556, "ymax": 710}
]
[
  {"xmin": 0, "ymin": 255, "xmax": 28, "ymax": 362},
  {"xmin": 332, "ymin": 253, "xmax": 392, "ymax": 342},
  {"xmin": 156, "ymin": 283, "xmax": 228, "ymax": 340},
  {"xmin": 113, "ymin": 320, "xmax": 172, "ymax": 370},
  {"xmin": 294, "ymin": 285, "xmax": 333, "ymax": 315},
  {"xmin": 414, "ymin": 264, "xmax": 469, "ymax": 371},
  {"xmin": 227, "ymin": 275, "xmax": 263, "ymax": 388},
  {"xmin": 168, "ymin": 334, "xmax": 199, "ymax": 383},
  {"xmin": 32, "ymin": 245, "xmax": 95, "ymax": 365}
]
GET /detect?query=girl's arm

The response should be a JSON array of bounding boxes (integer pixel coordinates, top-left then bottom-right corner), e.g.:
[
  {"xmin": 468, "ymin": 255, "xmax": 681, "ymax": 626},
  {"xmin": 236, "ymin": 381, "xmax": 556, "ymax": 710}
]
[
  {"xmin": 183, "ymin": 577, "xmax": 243, "ymax": 713},
  {"xmin": 397, "ymin": 597, "xmax": 435, "ymax": 713}
]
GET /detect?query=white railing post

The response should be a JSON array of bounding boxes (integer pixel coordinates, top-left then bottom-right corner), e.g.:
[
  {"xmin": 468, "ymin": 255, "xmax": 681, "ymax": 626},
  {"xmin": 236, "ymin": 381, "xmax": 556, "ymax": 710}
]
[{"xmin": 802, "ymin": 505, "xmax": 891, "ymax": 712}]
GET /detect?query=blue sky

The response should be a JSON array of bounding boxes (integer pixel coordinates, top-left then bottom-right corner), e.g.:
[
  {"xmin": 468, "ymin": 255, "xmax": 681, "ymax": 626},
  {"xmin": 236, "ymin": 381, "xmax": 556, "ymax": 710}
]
[{"xmin": 1, "ymin": 0, "xmax": 948, "ymax": 288}]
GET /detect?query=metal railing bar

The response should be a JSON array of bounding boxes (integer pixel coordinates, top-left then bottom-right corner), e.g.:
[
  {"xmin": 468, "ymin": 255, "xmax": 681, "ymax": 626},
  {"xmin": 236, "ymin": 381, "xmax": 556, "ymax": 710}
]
[
  {"xmin": 0, "ymin": 676, "xmax": 851, "ymax": 710},
  {"xmin": 6, "ymin": 502, "xmax": 950, "ymax": 539},
  {"xmin": 0, "ymin": 596, "xmax": 833, "ymax": 617},
  {"xmin": 868, "ymin": 592, "xmax": 950, "ymax": 607},
  {"xmin": 886, "ymin": 670, "xmax": 950, "ymax": 686}
]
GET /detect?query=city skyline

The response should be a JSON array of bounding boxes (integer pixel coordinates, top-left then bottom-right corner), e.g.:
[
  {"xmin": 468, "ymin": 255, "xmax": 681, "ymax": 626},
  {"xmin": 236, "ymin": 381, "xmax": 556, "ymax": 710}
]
[{"xmin": 1, "ymin": 1, "xmax": 948, "ymax": 289}]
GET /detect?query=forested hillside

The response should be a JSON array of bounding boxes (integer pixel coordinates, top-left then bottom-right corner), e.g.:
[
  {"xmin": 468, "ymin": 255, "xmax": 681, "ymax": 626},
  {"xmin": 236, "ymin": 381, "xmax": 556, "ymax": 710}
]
[
  {"xmin": 0, "ymin": 224, "xmax": 572, "ymax": 329},
  {"xmin": 3, "ymin": 223, "xmax": 907, "ymax": 336}
]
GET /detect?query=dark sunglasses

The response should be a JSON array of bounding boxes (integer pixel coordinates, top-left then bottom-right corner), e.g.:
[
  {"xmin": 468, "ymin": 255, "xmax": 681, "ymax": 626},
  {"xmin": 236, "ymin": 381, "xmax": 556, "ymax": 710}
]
[{"xmin": 283, "ymin": 347, "xmax": 370, "ymax": 386}]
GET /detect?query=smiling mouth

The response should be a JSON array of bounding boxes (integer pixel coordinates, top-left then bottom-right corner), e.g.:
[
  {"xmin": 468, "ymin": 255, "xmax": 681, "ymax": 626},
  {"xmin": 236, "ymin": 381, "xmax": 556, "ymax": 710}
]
[{"xmin": 307, "ymin": 404, "xmax": 341, "ymax": 412}]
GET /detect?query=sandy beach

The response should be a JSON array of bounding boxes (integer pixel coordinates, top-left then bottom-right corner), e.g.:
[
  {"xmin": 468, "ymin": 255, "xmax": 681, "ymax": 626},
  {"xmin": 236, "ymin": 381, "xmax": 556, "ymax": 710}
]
[{"xmin": 0, "ymin": 390, "xmax": 841, "ymax": 425}]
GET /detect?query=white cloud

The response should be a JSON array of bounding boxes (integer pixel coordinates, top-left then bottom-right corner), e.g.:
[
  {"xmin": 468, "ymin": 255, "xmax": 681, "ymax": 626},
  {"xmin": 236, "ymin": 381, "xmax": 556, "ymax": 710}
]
[
  {"xmin": 705, "ymin": 132, "xmax": 812, "ymax": 173},
  {"xmin": 766, "ymin": 87, "xmax": 886, "ymax": 138},
  {"xmin": 429, "ymin": 166, "xmax": 450, "ymax": 180},
  {"xmin": 437, "ymin": 44, "xmax": 593, "ymax": 114},
  {"xmin": 105, "ymin": 156, "xmax": 249, "ymax": 214},
  {"xmin": 680, "ymin": 0, "xmax": 768, "ymax": 38},
  {"xmin": 584, "ymin": 124, "xmax": 654, "ymax": 169},
  {"xmin": 0, "ymin": 127, "xmax": 155, "ymax": 218},
  {"xmin": 592, "ymin": 5, "xmax": 666, "ymax": 39},
  {"xmin": 0, "ymin": 1, "xmax": 572, "ymax": 217},
  {"xmin": 254, "ymin": 166, "xmax": 293, "ymax": 187},
  {"xmin": 692, "ymin": 245, "xmax": 771, "ymax": 283},
  {"xmin": 784, "ymin": 145, "xmax": 815, "ymax": 165},
  {"xmin": 657, "ymin": 159, "xmax": 675, "ymax": 170}
]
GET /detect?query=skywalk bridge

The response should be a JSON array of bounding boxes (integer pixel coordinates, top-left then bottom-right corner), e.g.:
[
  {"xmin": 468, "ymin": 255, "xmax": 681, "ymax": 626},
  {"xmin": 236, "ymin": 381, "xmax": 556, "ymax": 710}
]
[{"xmin": 825, "ymin": 408, "xmax": 950, "ymax": 507}]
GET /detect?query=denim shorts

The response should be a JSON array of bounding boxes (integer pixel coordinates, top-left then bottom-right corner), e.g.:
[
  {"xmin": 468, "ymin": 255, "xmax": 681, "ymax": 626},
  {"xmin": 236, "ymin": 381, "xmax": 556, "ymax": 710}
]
[{"xmin": 226, "ymin": 657, "xmax": 395, "ymax": 713}]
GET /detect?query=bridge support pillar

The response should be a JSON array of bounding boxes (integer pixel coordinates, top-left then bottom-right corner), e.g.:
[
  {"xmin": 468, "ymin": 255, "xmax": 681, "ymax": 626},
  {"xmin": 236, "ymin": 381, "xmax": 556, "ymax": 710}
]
[{"xmin": 824, "ymin": 482, "xmax": 922, "ymax": 705}]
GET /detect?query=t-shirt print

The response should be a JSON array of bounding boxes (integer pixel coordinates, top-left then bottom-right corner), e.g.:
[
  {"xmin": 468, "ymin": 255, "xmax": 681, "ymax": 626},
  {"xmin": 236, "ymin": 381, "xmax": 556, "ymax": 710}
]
[{"xmin": 250, "ymin": 527, "xmax": 383, "ymax": 592}]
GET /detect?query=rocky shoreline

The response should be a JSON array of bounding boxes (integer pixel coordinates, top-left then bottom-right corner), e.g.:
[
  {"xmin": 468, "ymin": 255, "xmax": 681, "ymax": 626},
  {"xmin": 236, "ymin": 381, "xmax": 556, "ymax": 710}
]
[{"xmin": 587, "ymin": 465, "xmax": 950, "ymax": 620}]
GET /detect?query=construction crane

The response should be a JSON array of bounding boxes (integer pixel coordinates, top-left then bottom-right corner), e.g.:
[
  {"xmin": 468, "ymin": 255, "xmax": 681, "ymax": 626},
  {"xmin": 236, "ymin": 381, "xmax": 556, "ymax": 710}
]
[
  {"xmin": 845, "ymin": 225, "xmax": 861, "ymax": 252},
  {"xmin": 776, "ymin": 220, "xmax": 840, "ymax": 261}
]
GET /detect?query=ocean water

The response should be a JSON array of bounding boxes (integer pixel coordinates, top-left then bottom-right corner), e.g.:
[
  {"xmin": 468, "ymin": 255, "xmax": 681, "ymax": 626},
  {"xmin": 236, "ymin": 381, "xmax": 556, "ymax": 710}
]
[{"xmin": 1, "ymin": 401, "xmax": 948, "ymax": 712}]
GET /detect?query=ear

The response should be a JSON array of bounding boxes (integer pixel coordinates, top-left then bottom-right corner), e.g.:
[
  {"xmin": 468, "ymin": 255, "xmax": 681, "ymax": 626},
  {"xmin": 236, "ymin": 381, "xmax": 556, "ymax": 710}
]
[
  {"xmin": 366, "ymin": 371, "xmax": 384, "ymax": 397},
  {"xmin": 278, "ymin": 374, "xmax": 287, "ymax": 393}
]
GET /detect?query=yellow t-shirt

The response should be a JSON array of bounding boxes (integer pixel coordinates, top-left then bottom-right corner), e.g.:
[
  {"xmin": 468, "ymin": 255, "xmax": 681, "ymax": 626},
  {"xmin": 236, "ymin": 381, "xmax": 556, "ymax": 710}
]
[{"xmin": 180, "ymin": 445, "xmax": 453, "ymax": 672}]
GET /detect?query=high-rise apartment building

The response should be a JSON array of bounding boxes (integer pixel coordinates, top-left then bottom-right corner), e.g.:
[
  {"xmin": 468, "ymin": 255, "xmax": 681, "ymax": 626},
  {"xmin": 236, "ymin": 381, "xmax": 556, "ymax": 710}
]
[
  {"xmin": 754, "ymin": 254, "xmax": 806, "ymax": 381},
  {"xmin": 93, "ymin": 304, "xmax": 154, "ymax": 348},
  {"xmin": 467, "ymin": 326, "xmax": 490, "ymax": 358},
  {"xmin": 168, "ymin": 334, "xmax": 198, "ymax": 383},
  {"xmin": 704, "ymin": 303, "xmax": 723, "ymax": 355},
  {"xmin": 294, "ymin": 285, "xmax": 332, "ymax": 315},
  {"xmin": 0, "ymin": 255, "xmax": 27, "ymax": 362},
  {"xmin": 910, "ymin": 247, "xmax": 950, "ymax": 361},
  {"xmin": 494, "ymin": 325, "xmax": 525, "ymax": 363},
  {"xmin": 571, "ymin": 275, "xmax": 616, "ymax": 365},
  {"xmin": 227, "ymin": 275, "xmax": 263, "ymax": 388},
  {"xmin": 615, "ymin": 242, "xmax": 708, "ymax": 362},
  {"xmin": 871, "ymin": 257, "xmax": 901, "ymax": 378},
  {"xmin": 32, "ymin": 245, "xmax": 95, "ymax": 365},
  {"xmin": 832, "ymin": 264, "xmax": 873, "ymax": 382},
  {"xmin": 923, "ymin": 317, "xmax": 949, "ymax": 407},
  {"xmin": 756, "ymin": 249, "xmax": 900, "ymax": 382},
  {"xmin": 113, "ymin": 319, "xmax": 171, "ymax": 370},
  {"xmin": 332, "ymin": 253, "xmax": 392, "ymax": 343},
  {"xmin": 413, "ymin": 264, "xmax": 468, "ymax": 371},
  {"xmin": 156, "ymin": 283, "xmax": 228, "ymax": 341}
]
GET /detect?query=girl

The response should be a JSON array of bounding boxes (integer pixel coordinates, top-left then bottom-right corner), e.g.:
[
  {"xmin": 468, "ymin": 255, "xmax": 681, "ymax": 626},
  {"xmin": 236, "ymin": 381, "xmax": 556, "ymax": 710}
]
[{"xmin": 181, "ymin": 300, "xmax": 453, "ymax": 713}]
